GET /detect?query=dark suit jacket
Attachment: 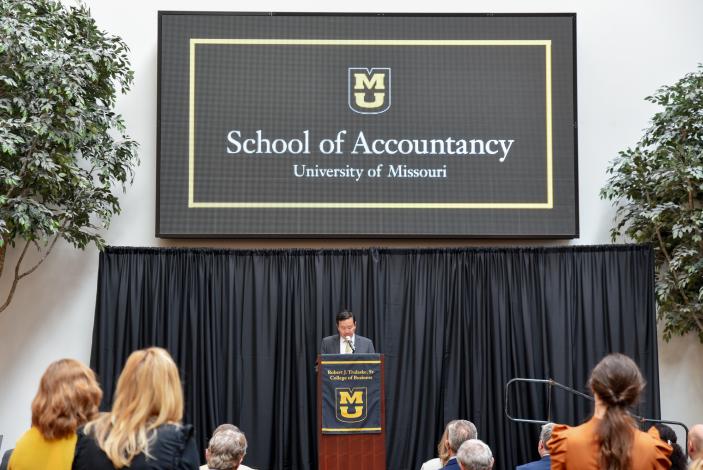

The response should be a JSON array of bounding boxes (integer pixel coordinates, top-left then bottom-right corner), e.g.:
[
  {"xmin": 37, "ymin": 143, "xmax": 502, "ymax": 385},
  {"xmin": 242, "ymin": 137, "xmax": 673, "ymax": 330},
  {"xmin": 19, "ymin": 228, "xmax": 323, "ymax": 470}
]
[
  {"xmin": 516, "ymin": 455, "xmax": 551, "ymax": 470},
  {"xmin": 320, "ymin": 334, "xmax": 375, "ymax": 354},
  {"xmin": 443, "ymin": 456, "xmax": 460, "ymax": 470}
]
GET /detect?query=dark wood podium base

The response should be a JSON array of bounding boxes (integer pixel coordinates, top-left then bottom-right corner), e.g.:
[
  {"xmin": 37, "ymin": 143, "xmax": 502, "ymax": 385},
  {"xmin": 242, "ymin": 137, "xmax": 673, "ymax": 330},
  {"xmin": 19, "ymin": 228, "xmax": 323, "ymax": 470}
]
[{"xmin": 319, "ymin": 433, "xmax": 386, "ymax": 470}]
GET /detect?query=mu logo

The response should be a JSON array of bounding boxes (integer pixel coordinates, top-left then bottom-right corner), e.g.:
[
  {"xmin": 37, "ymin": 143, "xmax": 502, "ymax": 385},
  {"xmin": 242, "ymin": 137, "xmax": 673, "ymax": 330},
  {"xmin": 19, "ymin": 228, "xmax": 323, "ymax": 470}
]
[
  {"xmin": 335, "ymin": 387, "xmax": 367, "ymax": 423},
  {"xmin": 348, "ymin": 68, "xmax": 391, "ymax": 114}
]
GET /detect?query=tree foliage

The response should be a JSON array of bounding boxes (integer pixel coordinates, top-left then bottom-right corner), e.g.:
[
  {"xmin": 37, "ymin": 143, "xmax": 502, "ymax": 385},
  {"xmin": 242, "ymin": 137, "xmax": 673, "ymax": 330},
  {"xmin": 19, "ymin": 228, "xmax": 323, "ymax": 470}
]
[
  {"xmin": 0, "ymin": 0, "xmax": 138, "ymax": 313},
  {"xmin": 601, "ymin": 65, "xmax": 703, "ymax": 342}
]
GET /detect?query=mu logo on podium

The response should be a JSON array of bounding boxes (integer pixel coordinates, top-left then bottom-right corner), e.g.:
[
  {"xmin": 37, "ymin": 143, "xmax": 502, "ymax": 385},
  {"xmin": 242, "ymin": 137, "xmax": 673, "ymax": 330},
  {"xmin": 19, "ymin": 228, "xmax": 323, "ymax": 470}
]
[
  {"xmin": 320, "ymin": 354, "xmax": 381, "ymax": 433},
  {"xmin": 348, "ymin": 68, "xmax": 391, "ymax": 114},
  {"xmin": 335, "ymin": 387, "xmax": 368, "ymax": 423}
]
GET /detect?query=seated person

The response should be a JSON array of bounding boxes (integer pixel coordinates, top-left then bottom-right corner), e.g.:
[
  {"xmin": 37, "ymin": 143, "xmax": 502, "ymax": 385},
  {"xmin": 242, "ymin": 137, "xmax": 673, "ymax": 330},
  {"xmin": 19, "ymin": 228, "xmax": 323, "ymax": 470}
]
[
  {"xmin": 203, "ymin": 430, "xmax": 247, "ymax": 470},
  {"xmin": 9, "ymin": 359, "xmax": 101, "ymax": 470},
  {"xmin": 457, "ymin": 439, "xmax": 494, "ymax": 470}
]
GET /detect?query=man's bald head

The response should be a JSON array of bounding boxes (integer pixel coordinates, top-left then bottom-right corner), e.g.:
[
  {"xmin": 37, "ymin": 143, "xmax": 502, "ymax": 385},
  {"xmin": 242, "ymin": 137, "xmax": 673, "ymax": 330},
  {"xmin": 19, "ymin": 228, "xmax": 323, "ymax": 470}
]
[{"xmin": 690, "ymin": 424, "xmax": 703, "ymax": 460}]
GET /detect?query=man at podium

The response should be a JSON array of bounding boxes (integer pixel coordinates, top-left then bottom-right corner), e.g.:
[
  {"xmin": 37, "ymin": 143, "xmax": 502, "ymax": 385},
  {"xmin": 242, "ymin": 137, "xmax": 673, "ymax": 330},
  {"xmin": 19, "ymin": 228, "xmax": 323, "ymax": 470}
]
[{"xmin": 320, "ymin": 311, "xmax": 375, "ymax": 354}]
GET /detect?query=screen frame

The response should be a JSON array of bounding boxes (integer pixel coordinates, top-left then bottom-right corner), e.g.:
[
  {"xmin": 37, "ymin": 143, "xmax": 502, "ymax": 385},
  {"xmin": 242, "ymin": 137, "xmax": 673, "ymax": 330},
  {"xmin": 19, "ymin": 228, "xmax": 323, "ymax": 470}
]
[{"xmin": 156, "ymin": 11, "xmax": 579, "ymax": 239}]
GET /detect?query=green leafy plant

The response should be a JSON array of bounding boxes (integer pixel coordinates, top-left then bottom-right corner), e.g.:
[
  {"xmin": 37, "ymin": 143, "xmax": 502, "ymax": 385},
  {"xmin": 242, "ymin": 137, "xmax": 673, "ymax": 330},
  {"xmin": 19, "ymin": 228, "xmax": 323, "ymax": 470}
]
[
  {"xmin": 0, "ymin": 0, "xmax": 138, "ymax": 313},
  {"xmin": 601, "ymin": 65, "xmax": 703, "ymax": 342}
]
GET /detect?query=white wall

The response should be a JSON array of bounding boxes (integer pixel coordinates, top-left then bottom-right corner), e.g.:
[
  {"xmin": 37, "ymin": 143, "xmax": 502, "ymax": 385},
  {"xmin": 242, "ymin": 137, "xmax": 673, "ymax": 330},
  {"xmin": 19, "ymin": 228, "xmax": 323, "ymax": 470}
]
[{"xmin": 1, "ymin": 0, "xmax": 702, "ymax": 453}]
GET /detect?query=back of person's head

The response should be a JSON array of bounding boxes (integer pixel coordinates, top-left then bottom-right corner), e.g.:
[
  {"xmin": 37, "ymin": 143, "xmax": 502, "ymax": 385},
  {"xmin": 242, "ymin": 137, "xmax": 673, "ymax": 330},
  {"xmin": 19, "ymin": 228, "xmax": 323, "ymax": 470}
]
[
  {"xmin": 539, "ymin": 422, "xmax": 555, "ymax": 451},
  {"xmin": 206, "ymin": 429, "xmax": 247, "ymax": 469},
  {"xmin": 212, "ymin": 423, "xmax": 239, "ymax": 436},
  {"xmin": 456, "ymin": 439, "xmax": 494, "ymax": 470},
  {"xmin": 86, "ymin": 347, "xmax": 184, "ymax": 468},
  {"xmin": 447, "ymin": 419, "xmax": 478, "ymax": 453},
  {"xmin": 31, "ymin": 358, "xmax": 102, "ymax": 440},
  {"xmin": 690, "ymin": 424, "xmax": 703, "ymax": 460},
  {"xmin": 588, "ymin": 353, "xmax": 645, "ymax": 470},
  {"xmin": 653, "ymin": 423, "xmax": 686, "ymax": 470}
]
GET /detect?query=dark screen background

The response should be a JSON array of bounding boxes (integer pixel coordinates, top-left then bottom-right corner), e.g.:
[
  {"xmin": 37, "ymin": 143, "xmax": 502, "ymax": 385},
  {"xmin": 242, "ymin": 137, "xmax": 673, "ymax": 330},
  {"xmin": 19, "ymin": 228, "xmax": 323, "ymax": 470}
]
[{"xmin": 158, "ymin": 13, "xmax": 577, "ymax": 237}]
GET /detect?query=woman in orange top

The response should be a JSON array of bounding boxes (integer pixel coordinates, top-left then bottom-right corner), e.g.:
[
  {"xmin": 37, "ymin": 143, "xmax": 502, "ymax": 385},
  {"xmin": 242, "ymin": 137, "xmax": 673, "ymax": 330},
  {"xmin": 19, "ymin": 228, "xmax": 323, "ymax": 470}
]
[
  {"xmin": 549, "ymin": 353, "xmax": 671, "ymax": 470},
  {"xmin": 9, "ymin": 359, "xmax": 102, "ymax": 470}
]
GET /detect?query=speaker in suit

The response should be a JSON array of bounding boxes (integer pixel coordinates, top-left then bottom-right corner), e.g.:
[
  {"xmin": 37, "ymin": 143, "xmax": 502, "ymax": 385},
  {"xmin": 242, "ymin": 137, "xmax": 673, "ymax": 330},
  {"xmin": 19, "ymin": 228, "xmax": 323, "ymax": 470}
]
[
  {"xmin": 320, "ymin": 334, "xmax": 375, "ymax": 354},
  {"xmin": 320, "ymin": 310, "xmax": 375, "ymax": 354}
]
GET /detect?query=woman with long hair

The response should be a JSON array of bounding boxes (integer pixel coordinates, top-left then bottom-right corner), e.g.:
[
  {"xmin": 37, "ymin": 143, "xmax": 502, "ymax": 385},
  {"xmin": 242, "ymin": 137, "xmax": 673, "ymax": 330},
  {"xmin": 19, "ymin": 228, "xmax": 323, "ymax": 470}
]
[
  {"xmin": 420, "ymin": 426, "xmax": 452, "ymax": 470},
  {"xmin": 9, "ymin": 359, "xmax": 102, "ymax": 470},
  {"xmin": 72, "ymin": 347, "xmax": 199, "ymax": 469},
  {"xmin": 549, "ymin": 353, "xmax": 672, "ymax": 469}
]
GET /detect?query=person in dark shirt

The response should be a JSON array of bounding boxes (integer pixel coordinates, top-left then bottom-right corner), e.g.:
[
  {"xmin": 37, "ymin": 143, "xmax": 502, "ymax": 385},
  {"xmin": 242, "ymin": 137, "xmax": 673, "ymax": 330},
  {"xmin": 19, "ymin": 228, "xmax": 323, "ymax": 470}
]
[
  {"xmin": 516, "ymin": 422, "xmax": 554, "ymax": 470},
  {"xmin": 72, "ymin": 347, "xmax": 199, "ymax": 470}
]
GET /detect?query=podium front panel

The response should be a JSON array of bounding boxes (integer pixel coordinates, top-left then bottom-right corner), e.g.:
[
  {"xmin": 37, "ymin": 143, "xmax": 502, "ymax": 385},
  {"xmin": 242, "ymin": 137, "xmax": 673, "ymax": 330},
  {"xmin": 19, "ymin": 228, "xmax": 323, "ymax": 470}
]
[{"xmin": 318, "ymin": 353, "xmax": 386, "ymax": 470}]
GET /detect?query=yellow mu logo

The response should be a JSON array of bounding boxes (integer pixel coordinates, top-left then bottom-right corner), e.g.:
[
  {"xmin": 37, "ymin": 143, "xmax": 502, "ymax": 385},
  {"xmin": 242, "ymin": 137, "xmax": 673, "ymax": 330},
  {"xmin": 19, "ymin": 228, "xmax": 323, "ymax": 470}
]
[
  {"xmin": 335, "ymin": 387, "xmax": 368, "ymax": 423},
  {"xmin": 348, "ymin": 68, "xmax": 391, "ymax": 114}
]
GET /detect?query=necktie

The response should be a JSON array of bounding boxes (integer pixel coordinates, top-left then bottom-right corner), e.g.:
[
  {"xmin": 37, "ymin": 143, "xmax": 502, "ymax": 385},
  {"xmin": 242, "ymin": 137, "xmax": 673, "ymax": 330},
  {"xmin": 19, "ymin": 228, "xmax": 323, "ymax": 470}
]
[{"xmin": 344, "ymin": 339, "xmax": 352, "ymax": 353}]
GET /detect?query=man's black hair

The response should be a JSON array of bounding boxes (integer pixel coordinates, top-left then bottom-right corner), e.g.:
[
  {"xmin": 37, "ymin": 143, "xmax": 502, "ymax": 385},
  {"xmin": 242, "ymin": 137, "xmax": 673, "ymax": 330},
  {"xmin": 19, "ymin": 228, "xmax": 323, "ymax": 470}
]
[{"xmin": 336, "ymin": 310, "xmax": 355, "ymax": 324}]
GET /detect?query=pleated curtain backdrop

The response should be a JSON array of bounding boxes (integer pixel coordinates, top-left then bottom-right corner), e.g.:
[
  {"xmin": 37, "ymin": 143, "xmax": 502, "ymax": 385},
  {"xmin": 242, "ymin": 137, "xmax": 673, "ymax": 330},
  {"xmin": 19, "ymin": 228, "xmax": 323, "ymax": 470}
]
[{"xmin": 91, "ymin": 245, "xmax": 660, "ymax": 470}]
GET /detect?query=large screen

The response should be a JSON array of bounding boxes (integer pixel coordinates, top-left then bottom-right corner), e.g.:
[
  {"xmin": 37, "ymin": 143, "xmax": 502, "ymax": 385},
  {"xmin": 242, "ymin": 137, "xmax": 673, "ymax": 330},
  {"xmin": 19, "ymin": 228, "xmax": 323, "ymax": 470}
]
[{"xmin": 157, "ymin": 13, "xmax": 578, "ymax": 238}]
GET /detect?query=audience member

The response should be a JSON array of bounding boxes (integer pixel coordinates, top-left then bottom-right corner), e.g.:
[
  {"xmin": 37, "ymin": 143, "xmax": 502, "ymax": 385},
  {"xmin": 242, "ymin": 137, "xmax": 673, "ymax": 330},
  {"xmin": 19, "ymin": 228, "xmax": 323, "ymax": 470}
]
[
  {"xmin": 516, "ymin": 422, "xmax": 554, "ymax": 470},
  {"xmin": 209, "ymin": 424, "xmax": 239, "ymax": 437},
  {"xmin": 689, "ymin": 424, "xmax": 703, "ymax": 462},
  {"xmin": 549, "ymin": 353, "xmax": 672, "ymax": 469},
  {"xmin": 456, "ymin": 439, "xmax": 494, "ymax": 470},
  {"xmin": 419, "ymin": 425, "xmax": 451, "ymax": 470},
  {"xmin": 203, "ymin": 429, "xmax": 247, "ymax": 470},
  {"xmin": 8, "ymin": 359, "xmax": 101, "ymax": 470},
  {"xmin": 443, "ymin": 420, "xmax": 478, "ymax": 470},
  {"xmin": 653, "ymin": 423, "xmax": 686, "ymax": 470},
  {"xmin": 200, "ymin": 424, "xmax": 255, "ymax": 470},
  {"xmin": 1, "ymin": 450, "xmax": 10, "ymax": 470},
  {"xmin": 72, "ymin": 347, "xmax": 199, "ymax": 469},
  {"xmin": 0, "ymin": 449, "xmax": 12, "ymax": 470}
]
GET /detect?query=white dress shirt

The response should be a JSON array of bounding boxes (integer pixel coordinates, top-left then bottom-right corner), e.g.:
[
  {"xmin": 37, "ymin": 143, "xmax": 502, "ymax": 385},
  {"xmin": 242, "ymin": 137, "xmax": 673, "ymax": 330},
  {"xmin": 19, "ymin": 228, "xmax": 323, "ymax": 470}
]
[{"xmin": 339, "ymin": 334, "xmax": 356, "ymax": 354}]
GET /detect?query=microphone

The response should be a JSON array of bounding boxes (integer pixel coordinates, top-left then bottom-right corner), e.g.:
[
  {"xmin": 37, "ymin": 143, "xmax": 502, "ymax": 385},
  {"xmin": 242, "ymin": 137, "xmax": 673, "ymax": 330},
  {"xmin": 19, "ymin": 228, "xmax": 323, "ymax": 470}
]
[{"xmin": 344, "ymin": 336, "xmax": 356, "ymax": 353}]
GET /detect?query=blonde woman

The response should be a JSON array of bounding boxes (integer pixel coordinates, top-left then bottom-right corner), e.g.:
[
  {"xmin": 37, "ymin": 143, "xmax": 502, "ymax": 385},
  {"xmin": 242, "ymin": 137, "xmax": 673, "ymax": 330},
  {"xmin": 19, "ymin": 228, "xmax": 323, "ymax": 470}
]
[
  {"xmin": 9, "ymin": 359, "xmax": 102, "ymax": 470},
  {"xmin": 72, "ymin": 347, "xmax": 199, "ymax": 469},
  {"xmin": 420, "ymin": 422, "xmax": 454, "ymax": 470}
]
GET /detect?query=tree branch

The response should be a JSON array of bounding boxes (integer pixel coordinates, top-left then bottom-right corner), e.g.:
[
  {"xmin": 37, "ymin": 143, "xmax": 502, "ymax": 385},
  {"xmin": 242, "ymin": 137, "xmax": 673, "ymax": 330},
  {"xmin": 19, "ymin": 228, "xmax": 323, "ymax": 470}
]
[
  {"xmin": 4, "ymin": 139, "xmax": 37, "ymax": 200},
  {"xmin": 654, "ymin": 224, "xmax": 689, "ymax": 303},
  {"xmin": 644, "ymin": 190, "xmax": 691, "ymax": 305},
  {"xmin": 0, "ymin": 239, "xmax": 32, "ymax": 314},
  {"xmin": 18, "ymin": 231, "xmax": 61, "ymax": 280},
  {"xmin": 0, "ymin": 230, "xmax": 62, "ymax": 314}
]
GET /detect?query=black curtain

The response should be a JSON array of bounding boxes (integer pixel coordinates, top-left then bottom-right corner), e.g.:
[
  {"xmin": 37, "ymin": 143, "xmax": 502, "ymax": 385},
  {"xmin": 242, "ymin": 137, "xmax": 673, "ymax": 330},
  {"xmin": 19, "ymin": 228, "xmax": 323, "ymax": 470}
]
[{"xmin": 91, "ymin": 245, "xmax": 661, "ymax": 470}]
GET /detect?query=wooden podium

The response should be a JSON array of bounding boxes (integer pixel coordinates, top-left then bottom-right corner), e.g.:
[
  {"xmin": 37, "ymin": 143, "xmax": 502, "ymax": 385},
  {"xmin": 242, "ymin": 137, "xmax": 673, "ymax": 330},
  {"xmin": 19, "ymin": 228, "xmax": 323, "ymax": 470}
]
[{"xmin": 318, "ymin": 354, "xmax": 386, "ymax": 470}]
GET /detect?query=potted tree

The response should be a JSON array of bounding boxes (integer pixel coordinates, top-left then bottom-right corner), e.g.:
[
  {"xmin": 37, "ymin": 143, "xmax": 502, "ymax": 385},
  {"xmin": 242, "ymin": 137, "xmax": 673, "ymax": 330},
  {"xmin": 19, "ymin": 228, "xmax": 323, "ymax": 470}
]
[
  {"xmin": 0, "ymin": 0, "xmax": 138, "ymax": 313},
  {"xmin": 601, "ymin": 65, "xmax": 703, "ymax": 342}
]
